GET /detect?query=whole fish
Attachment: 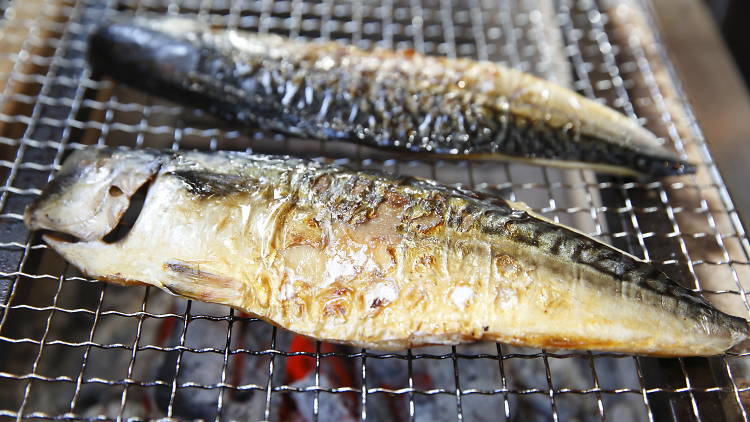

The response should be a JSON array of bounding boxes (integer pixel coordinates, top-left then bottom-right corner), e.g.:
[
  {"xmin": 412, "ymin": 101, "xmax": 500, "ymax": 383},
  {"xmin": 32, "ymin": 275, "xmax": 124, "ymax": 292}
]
[
  {"xmin": 25, "ymin": 146, "xmax": 746, "ymax": 355},
  {"xmin": 88, "ymin": 18, "xmax": 693, "ymax": 178}
]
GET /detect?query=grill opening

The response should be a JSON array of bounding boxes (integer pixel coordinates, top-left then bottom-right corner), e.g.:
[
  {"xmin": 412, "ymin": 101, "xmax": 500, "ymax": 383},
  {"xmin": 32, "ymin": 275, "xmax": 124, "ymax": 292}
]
[{"xmin": 0, "ymin": 0, "xmax": 748, "ymax": 421}]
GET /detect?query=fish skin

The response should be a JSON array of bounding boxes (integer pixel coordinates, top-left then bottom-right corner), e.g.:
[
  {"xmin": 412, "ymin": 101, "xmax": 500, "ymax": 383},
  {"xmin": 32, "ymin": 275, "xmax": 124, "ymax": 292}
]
[
  {"xmin": 88, "ymin": 18, "xmax": 693, "ymax": 178},
  {"xmin": 24, "ymin": 146, "xmax": 746, "ymax": 356}
]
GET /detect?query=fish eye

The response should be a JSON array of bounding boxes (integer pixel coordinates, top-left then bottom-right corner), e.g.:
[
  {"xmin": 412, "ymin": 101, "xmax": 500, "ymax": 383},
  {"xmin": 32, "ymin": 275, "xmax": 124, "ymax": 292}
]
[{"xmin": 109, "ymin": 185, "xmax": 124, "ymax": 197}]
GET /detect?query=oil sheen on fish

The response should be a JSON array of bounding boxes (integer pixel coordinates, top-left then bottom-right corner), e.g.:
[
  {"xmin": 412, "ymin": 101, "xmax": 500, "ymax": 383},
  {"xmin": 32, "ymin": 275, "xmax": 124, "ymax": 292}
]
[
  {"xmin": 24, "ymin": 146, "xmax": 745, "ymax": 356},
  {"xmin": 88, "ymin": 18, "xmax": 693, "ymax": 178}
]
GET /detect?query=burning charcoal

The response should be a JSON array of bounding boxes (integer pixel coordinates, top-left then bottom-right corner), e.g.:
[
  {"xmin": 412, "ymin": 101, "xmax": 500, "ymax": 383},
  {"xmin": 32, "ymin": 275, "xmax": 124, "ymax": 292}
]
[
  {"xmin": 150, "ymin": 300, "xmax": 274, "ymax": 420},
  {"xmin": 408, "ymin": 346, "xmax": 464, "ymax": 422},
  {"xmin": 455, "ymin": 343, "xmax": 516, "ymax": 422},
  {"xmin": 364, "ymin": 351, "xmax": 410, "ymax": 421},
  {"xmin": 279, "ymin": 335, "xmax": 360, "ymax": 421},
  {"xmin": 286, "ymin": 373, "xmax": 358, "ymax": 422}
]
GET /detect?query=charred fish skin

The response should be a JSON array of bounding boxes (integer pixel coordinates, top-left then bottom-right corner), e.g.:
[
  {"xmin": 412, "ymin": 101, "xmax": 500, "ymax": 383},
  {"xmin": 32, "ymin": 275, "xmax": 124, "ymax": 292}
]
[
  {"xmin": 88, "ymin": 18, "xmax": 693, "ymax": 178},
  {"xmin": 25, "ymin": 147, "xmax": 744, "ymax": 356}
]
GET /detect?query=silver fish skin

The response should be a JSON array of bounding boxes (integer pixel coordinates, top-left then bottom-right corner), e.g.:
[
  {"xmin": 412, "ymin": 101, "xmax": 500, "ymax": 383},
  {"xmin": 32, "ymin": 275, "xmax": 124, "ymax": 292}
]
[
  {"xmin": 88, "ymin": 18, "xmax": 693, "ymax": 178},
  {"xmin": 24, "ymin": 147, "xmax": 745, "ymax": 355}
]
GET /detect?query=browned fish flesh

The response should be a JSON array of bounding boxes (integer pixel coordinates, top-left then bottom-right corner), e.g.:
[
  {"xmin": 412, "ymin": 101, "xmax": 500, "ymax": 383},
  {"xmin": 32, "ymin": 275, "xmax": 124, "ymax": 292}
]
[{"xmin": 24, "ymin": 147, "xmax": 746, "ymax": 355}]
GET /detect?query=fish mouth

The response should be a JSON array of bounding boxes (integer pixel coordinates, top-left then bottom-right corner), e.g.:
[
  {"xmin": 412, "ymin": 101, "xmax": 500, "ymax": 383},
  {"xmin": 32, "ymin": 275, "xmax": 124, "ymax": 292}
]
[{"xmin": 40, "ymin": 230, "xmax": 81, "ymax": 244}]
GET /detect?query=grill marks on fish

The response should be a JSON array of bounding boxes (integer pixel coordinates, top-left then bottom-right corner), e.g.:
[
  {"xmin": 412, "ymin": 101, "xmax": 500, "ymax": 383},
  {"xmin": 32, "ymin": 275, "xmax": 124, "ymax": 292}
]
[
  {"xmin": 89, "ymin": 18, "xmax": 694, "ymax": 178},
  {"xmin": 173, "ymin": 160, "xmax": 719, "ymax": 319},
  {"xmin": 23, "ymin": 147, "xmax": 748, "ymax": 355},
  {"xmin": 175, "ymin": 155, "xmax": 720, "ymax": 326}
]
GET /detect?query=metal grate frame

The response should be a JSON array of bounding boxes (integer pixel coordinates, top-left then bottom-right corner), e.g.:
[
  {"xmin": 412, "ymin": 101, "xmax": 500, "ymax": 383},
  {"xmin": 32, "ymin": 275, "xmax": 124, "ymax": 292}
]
[{"xmin": 0, "ymin": 0, "xmax": 748, "ymax": 420}]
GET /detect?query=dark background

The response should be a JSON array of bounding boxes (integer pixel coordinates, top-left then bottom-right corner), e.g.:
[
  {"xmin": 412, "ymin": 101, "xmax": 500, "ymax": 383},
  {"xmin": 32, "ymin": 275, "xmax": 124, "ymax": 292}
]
[{"xmin": 706, "ymin": 0, "xmax": 750, "ymax": 87}]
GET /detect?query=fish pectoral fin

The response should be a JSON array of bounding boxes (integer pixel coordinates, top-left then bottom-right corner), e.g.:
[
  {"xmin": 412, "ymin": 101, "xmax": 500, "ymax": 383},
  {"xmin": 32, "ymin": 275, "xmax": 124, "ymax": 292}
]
[{"xmin": 162, "ymin": 260, "xmax": 240, "ymax": 303}]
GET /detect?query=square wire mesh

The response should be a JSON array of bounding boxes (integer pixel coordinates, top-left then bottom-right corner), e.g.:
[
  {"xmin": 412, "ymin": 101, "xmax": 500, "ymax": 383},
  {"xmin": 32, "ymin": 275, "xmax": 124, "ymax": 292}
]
[{"xmin": 0, "ymin": 0, "xmax": 748, "ymax": 420}]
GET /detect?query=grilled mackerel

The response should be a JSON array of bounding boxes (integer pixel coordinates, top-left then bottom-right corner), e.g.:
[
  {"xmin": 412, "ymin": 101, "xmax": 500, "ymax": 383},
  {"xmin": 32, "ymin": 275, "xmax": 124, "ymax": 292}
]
[
  {"xmin": 89, "ymin": 18, "xmax": 693, "ymax": 178},
  {"xmin": 25, "ymin": 147, "xmax": 746, "ymax": 355}
]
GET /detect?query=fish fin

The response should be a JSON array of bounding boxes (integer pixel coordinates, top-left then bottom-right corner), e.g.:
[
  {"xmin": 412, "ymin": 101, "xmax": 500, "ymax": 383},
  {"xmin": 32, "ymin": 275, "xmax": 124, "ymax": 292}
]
[
  {"xmin": 450, "ymin": 183, "xmax": 513, "ymax": 209},
  {"xmin": 729, "ymin": 321, "xmax": 750, "ymax": 353},
  {"xmin": 162, "ymin": 259, "xmax": 241, "ymax": 303},
  {"xmin": 472, "ymin": 183, "xmax": 514, "ymax": 201}
]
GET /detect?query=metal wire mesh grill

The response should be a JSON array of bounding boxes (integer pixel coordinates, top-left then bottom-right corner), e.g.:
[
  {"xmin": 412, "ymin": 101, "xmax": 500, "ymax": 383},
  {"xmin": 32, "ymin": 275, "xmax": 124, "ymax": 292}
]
[{"xmin": 0, "ymin": 0, "xmax": 748, "ymax": 420}]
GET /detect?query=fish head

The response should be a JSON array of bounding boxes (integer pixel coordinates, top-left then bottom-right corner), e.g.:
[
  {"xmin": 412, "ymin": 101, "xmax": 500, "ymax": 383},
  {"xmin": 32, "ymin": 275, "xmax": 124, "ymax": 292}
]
[{"xmin": 24, "ymin": 147, "xmax": 162, "ymax": 242}]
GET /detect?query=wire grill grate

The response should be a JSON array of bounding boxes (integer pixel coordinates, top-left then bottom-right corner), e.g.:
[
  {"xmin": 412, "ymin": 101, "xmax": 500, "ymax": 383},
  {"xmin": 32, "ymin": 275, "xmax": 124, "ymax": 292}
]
[{"xmin": 0, "ymin": 0, "xmax": 748, "ymax": 420}]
